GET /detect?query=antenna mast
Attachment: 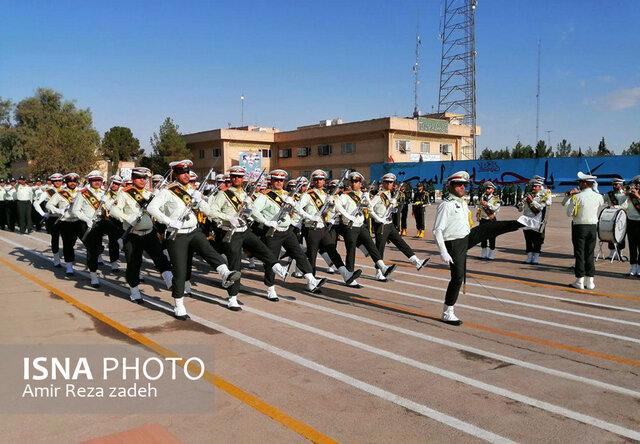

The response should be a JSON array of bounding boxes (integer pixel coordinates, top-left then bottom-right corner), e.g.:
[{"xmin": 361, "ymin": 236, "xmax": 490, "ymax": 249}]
[
  {"xmin": 413, "ymin": 15, "xmax": 421, "ymax": 118},
  {"xmin": 437, "ymin": 0, "xmax": 478, "ymax": 159},
  {"xmin": 535, "ymin": 39, "xmax": 541, "ymax": 144}
]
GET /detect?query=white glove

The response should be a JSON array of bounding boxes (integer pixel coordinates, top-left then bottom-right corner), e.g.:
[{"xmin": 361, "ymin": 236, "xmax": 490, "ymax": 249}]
[
  {"xmin": 43, "ymin": 212, "xmax": 50, "ymax": 218},
  {"xmin": 191, "ymin": 190, "xmax": 202, "ymax": 203},
  {"xmin": 264, "ymin": 220, "xmax": 278, "ymax": 228},
  {"xmin": 440, "ymin": 252, "xmax": 454, "ymax": 265},
  {"xmin": 390, "ymin": 198, "xmax": 398, "ymax": 206},
  {"xmin": 326, "ymin": 196, "xmax": 335, "ymax": 205},
  {"xmin": 169, "ymin": 220, "xmax": 183, "ymax": 230},
  {"xmin": 127, "ymin": 214, "xmax": 139, "ymax": 226},
  {"xmin": 228, "ymin": 215, "xmax": 241, "ymax": 228},
  {"xmin": 85, "ymin": 220, "xmax": 93, "ymax": 230},
  {"xmin": 294, "ymin": 222, "xmax": 302, "ymax": 230},
  {"xmin": 243, "ymin": 196, "xmax": 253, "ymax": 206},
  {"xmin": 102, "ymin": 200, "xmax": 113, "ymax": 210},
  {"xmin": 343, "ymin": 215, "xmax": 356, "ymax": 224},
  {"xmin": 314, "ymin": 214, "xmax": 324, "ymax": 224},
  {"xmin": 284, "ymin": 196, "xmax": 295, "ymax": 206}
]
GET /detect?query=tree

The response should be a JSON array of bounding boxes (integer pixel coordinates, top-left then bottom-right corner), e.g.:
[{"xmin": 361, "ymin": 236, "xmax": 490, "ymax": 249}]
[
  {"xmin": 622, "ymin": 141, "xmax": 640, "ymax": 156},
  {"xmin": 0, "ymin": 97, "xmax": 22, "ymax": 177},
  {"xmin": 511, "ymin": 141, "xmax": 534, "ymax": 158},
  {"xmin": 555, "ymin": 139, "xmax": 573, "ymax": 157},
  {"xmin": 596, "ymin": 137, "xmax": 613, "ymax": 156},
  {"xmin": 479, "ymin": 148, "xmax": 494, "ymax": 159},
  {"xmin": 12, "ymin": 88, "xmax": 100, "ymax": 177},
  {"xmin": 534, "ymin": 140, "xmax": 553, "ymax": 158},
  {"xmin": 148, "ymin": 117, "xmax": 190, "ymax": 173},
  {"xmin": 101, "ymin": 126, "xmax": 142, "ymax": 164}
]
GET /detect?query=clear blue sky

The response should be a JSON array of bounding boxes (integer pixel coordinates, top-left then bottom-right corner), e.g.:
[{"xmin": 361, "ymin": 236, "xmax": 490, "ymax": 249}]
[{"xmin": 2, "ymin": 0, "xmax": 639, "ymax": 154}]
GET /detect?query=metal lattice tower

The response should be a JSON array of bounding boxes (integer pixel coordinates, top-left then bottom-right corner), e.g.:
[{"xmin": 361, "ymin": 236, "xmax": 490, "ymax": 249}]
[{"xmin": 437, "ymin": 0, "xmax": 477, "ymax": 159}]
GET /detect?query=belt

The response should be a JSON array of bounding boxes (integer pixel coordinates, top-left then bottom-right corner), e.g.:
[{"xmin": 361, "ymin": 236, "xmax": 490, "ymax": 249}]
[
  {"xmin": 177, "ymin": 226, "xmax": 197, "ymax": 234},
  {"xmin": 132, "ymin": 228, "xmax": 153, "ymax": 236}
]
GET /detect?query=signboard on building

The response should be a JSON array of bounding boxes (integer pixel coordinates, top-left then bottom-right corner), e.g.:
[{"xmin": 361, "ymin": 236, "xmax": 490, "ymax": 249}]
[
  {"xmin": 418, "ymin": 118, "xmax": 448, "ymax": 134},
  {"xmin": 409, "ymin": 153, "xmax": 441, "ymax": 162},
  {"xmin": 239, "ymin": 151, "xmax": 263, "ymax": 181}
]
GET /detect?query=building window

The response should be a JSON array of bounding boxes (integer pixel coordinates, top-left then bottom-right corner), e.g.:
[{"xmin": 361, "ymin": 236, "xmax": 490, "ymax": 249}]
[
  {"xmin": 326, "ymin": 170, "xmax": 333, "ymax": 179},
  {"xmin": 395, "ymin": 140, "xmax": 411, "ymax": 152},
  {"xmin": 261, "ymin": 149, "xmax": 271, "ymax": 158},
  {"xmin": 317, "ymin": 144, "xmax": 332, "ymax": 156},
  {"xmin": 440, "ymin": 143, "xmax": 452, "ymax": 154},
  {"xmin": 297, "ymin": 147, "xmax": 311, "ymax": 157},
  {"xmin": 420, "ymin": 142, "xmax": 430, "ymax": 153},
  {"xmin": 300, "ymin": 171, "xmax": 311, "ymax": 179},
  {"xmin": 199, "ymin": 149, "xmax": 205, "ymax": 159},
  {"xmin": 212, "ymin": 148, "xmax": 221, "ymax": 157},
  {"xmin": 341, "ymin": 142, "xmax": 356, "ymax": 154},
  {"xmin": 279, "ymin": 148, "xmax": 291, "ymax": 158}
]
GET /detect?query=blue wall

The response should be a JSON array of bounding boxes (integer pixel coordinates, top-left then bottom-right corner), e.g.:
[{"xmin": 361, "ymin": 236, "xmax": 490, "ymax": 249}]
[{"xmin": 370, "ymin": 155, "xmax": 640, "ymax": 193}]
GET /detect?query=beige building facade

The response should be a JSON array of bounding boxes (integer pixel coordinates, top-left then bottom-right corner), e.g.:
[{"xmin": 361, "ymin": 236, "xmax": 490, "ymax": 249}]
[{"xmin": 185, "ymin": 114, "xmax": 479, "ymax": 181}]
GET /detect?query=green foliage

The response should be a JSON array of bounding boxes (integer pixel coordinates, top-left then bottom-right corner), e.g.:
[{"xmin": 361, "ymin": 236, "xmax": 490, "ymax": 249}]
[
  {"xmin": 148, "ymin": 117, "xmax": 190, "ymax": 173},
  {"xmin": 479, "ymin": 147, "xmax": 511, "ymax": 160},
  {"xmin": 0, "ymin": 97, "xmax": 21, "ymax": 177},
  {"xmin": 596, "ymin": 137, "xmax": 613, "ymax": 156},
  {"xmin": 101, "ymin": 126, "xmax": 142, "ymax": 164},
  {"xmin": 534, "ymin": 140, "xmax": 553, "ymax": 158},
  {"xmin": 622, "ymin": 141, "xmax": 640, "ymax": 156},
  {"xmin": 555, "ymin": 139, "xmax": 573, "ymax": 157},
  {"xmin": 511, "ymin": 141, "xmax": 535, "ymax": 158},
  {"xmin": 12, "ymin": 88, "xmax": 100, "ymax": 177}
]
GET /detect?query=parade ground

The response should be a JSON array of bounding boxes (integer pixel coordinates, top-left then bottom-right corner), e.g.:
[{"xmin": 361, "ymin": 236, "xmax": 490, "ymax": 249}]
[{"xmin": 1, "ymin": 202, "xmax": 639, "ymax": 443}]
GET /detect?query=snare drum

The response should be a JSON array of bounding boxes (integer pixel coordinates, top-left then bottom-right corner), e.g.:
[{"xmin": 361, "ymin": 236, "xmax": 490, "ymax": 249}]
[{"xmin": 597, "ymin": 208, "xmax": 627, "ymax": 244}]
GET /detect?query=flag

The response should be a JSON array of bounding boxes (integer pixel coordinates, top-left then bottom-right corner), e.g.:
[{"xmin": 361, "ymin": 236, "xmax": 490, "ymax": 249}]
[{"xmin": 388, "ymin": 156, "xmax": 395, "ymax": 163}]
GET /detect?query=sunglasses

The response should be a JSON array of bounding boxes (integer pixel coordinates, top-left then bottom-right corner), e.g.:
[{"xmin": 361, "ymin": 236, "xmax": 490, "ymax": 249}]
[{"xmin": 272, "ymin": 178, "xmax": 285, "ymax": 182}]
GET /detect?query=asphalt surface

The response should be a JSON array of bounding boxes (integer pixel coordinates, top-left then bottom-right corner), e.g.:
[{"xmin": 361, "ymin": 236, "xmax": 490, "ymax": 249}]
[{"xmin": 0, "ymin": 202, "xmax": 638, "ymax": 443}]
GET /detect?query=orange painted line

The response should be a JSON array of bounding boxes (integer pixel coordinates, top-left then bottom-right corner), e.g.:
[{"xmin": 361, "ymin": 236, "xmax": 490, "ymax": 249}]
[
  {"xmin": 0, "ymin": 257, "xmax": 339, "ymax": 444},
  {"xmin": 356, "ymin": 255, "xmax": 640, "ymax": 302},
  {"xmin": 350, "ymin": 296, "xmax": 640, "ymax": 368}
]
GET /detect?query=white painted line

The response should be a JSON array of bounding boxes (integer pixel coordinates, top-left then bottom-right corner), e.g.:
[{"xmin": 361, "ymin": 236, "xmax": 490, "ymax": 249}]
[
  {"xmin": 354, "ymin": 261, "xmax": 640, "ymax": 315},
  {"xmin": 0, "ymin": 236, "xmax": 517, "ymax": 444},
  {"xmin": 326, "ymin": 276, "xmax": 640, "ymax": 345}
]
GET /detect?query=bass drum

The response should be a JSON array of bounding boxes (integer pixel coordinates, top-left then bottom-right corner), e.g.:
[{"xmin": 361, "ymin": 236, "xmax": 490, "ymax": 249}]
[{"xmin": 597, "ymin": 208, "xmax": 627, "ymax": 244}]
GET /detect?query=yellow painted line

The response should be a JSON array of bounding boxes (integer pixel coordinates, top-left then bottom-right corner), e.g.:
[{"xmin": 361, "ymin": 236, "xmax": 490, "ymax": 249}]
[
  {"xmin": 356, "ymin": 256, "xmax": 640, "ymax": 302},
  {"xmin": 349, "ymin": 296, "xmax": 640, "ymax": 368},
  {"xmin": 0, "ymin": 257, "xmax": 339, "ymax": 444}
]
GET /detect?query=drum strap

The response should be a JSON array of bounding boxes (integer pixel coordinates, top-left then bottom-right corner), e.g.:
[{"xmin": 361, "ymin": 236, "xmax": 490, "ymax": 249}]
[{"xmin": 607, "ymin": 191, "xmax": 619, "ymax": 206}]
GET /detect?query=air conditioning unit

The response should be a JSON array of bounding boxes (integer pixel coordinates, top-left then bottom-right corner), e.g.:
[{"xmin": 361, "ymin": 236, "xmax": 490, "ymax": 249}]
[{"xmin": 319, "ymin": 120, "xmax": 332, "ymax": 127}]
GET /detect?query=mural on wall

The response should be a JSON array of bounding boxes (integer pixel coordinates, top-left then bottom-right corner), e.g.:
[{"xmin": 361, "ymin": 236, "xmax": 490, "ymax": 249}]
[
  {"xmin": 370, "ymin": 155, "xmax": 640, "ymax": 193},
  {"xmin": 238, "ymin": 151, "xmax": 263, "ymax": 181}
]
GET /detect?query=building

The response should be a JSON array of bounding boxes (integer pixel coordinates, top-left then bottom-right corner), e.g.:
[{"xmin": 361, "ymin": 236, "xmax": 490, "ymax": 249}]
[{"xmin": 185, "ymin": 114, "xmax": 479, "ymax": 181}]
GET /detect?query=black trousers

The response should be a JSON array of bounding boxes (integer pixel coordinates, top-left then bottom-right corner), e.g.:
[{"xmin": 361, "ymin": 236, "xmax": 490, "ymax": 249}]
[
  {"xmin": 444, "ymin": 220, "xmax": 523, "ymax": 306},
  {"xmin": 479, "ymin": 218, "xmax": 497, "ymax": 249},
  {"xmin": 221, "ymin": 229, "xmax": 276, "ymax": 296},
  {"xmin": 45, "ymin": 216, "xmax": 61, "ymax": 254},
  {"xmin": 627, "ymin": 219, "xmax": 640, "ymax": 265},
  {"xmin": 343, "ymin": 225, "xmax": 381, "ymax": 272},
  {"xmin": 7, "ymin": 201, "xmax": 17, "ymax": 231},
  {"xmin": 571, "ymin": 223, "xmax": 597, "ymax": 278},
  {"xmin": 124, "ymin": 230, "xmax": 172, "ymax": 288},
  {"xmin": 0, "ymin": 201, "xmax": 6, "ymax": 229},
  {"xmin": 31, "ymin": 206, "xmax": 43, "ymax": 231},
  {"xmin": 262, "ymin": 227, "xmax": 312, "ymax": 286},
  {"xmin": 413, "ymin": 204, "xmax": 425, "ymax": 231},
  {"xmin": 59, "ymin": 220, "xmax": 86, "ymax": 263},
  {"xmin": 401, "ymin": 205, "xmax": 408, "ymax": 231},
  {"xmin": 374, "ymin": 223, "xmax": 414, "ymax": 260},
  {"xmin": 524, "ymin": 229, "xmax": 543, "ymax": 253},
  {"xmin": 17, "ymin": 200, "xmax": 33, "ymax": 233},
  {"xmin": 165, "ymin": 228, "xmax": 226, "ymax": 299},
  {"xmin": 101, "ymin": 218, "xmax": 124, "ymax": 263},
  {"xmin": 305, "ymin": 226, "xmax": 346, "ymax": 274}
]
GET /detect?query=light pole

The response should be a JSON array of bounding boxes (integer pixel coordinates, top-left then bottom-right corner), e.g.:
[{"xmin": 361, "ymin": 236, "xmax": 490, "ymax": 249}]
[
  {"xmin": 546, "ymin": 130, "xmax": 553, "ymax": 148},
  {"xmin": 240, "ymin": 93, "xmax": 245, "ymax": 127}
]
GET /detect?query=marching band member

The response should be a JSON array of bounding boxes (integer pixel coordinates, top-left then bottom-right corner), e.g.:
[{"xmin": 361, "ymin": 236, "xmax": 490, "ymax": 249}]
[
  {"xmin": 334, "ymin": 171, "xmax": 397, "ymax": 283},
  {"xmin": 206, "ymin": 166, "xmax": 289, "ymax": 308},
  {"xmin": 518, "ymin": 179, "xmax": 546, "ymax": 264},
  {"xmin": 296, "ymin": 169, "xmax": 361, "ymax": 285},
  {"xmin": 16, "ymin": 175, "xmax": 34, "ymax": 234},
  {"xmin": 101, "ymin": 175, "xmax": 125, "ymax": 272},
  {"xmin": 603, "ymin": 178, "xmax": 627, "ymax": 259},
  {"xmin": 369, "ymin": 173, "xmax": 429, "ymax": 271},
  {"xmin": 250, "ymin": 169, "xmax": 326, "ymax": 295},
  {"xmin": 35, "ymin": 173, "xmax": 64, "ymax": 266},
  {"xmin": 477, "ymin": 181, "xmax": 500, "ymax": 260},
  {"xmin": 562, "ymin": 172, "xmax": 604, "ymax": 290},
  {"xmin": 621, "ymin": 175, "xmax": 640, "ymax": 276},
  {"xmin": 70, "ymin": 170, "xmax": 106, "ymax": 287},
  {"xmin": 109, "ymin": 168, "xmax": 174, "ymax": 302},
  {"xmin": 147, "ymin": 160, "xmax": 241, "ymax": 319},
  {"xmin": 433, "ymin": 171, "xmax": 536, "ymax": 325},
  {"xmin": 412, "ymin": 182, "xmax": 427, "ymax": 238},
  {"xmin": 46, "ymin": 173, "xmax": 81, "ymax": 276}
]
